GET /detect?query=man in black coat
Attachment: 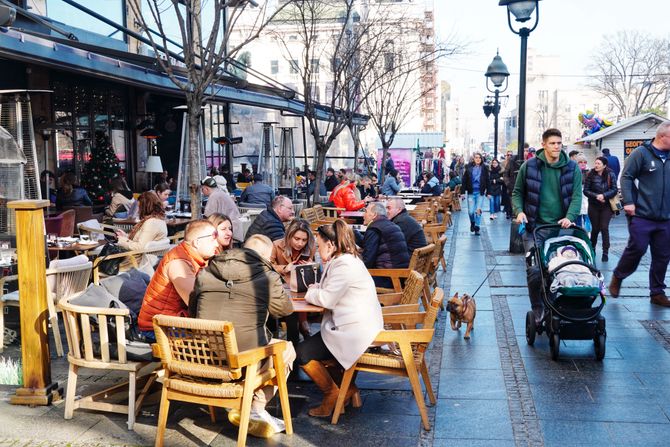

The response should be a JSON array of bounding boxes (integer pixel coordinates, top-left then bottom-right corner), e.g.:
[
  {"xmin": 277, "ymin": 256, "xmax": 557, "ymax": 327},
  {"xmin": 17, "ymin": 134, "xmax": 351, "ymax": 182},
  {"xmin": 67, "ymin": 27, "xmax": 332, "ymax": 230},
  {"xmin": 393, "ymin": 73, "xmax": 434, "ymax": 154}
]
[
  {"xmin": 244, "ymin": 195, "xmax": 295, "ymax": 242},
  {"xmin": 386, "ymin": 197, "xmax": 428, "ymax": 258},
  {"xmin": 361, "ymin": 202, "xmax": 409, "ymax": 288}
]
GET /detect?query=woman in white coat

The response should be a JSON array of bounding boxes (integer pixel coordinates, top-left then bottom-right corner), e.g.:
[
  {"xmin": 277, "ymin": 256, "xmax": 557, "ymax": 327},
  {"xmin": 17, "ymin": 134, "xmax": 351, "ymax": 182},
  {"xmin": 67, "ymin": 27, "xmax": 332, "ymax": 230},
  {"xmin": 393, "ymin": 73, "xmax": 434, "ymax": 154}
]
[{"xmin": 296, "ymin": 219, "xmax": 383, "ymax": 418}]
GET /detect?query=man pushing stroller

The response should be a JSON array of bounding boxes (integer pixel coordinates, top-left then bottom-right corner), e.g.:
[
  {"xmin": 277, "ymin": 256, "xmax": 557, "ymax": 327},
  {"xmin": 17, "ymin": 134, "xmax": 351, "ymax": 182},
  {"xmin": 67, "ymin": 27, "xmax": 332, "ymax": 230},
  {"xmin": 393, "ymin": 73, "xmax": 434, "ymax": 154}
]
[{"xmin": 512, "ymin": 128, "xmax": 583, "ymax": 324}]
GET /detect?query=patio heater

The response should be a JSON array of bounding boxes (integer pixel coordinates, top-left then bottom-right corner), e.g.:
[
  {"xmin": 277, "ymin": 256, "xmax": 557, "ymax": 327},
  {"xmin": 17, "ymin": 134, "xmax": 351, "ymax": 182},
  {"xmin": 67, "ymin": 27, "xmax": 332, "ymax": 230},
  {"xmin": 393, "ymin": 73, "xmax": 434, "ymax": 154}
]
[
  {"xmin": 140, "ymin": 124, "xmax": 162, "ymax": 190},
  {"xmin": 257, "ymin": 122, "xmax": 278, "ymax": 193},
  {"xmin": 0, "ymin": 90, "xmax": 48, "ymax": 234},
  {"xmin": 278, "ymin": 127, "xmax": 297, "ymax": 199}
]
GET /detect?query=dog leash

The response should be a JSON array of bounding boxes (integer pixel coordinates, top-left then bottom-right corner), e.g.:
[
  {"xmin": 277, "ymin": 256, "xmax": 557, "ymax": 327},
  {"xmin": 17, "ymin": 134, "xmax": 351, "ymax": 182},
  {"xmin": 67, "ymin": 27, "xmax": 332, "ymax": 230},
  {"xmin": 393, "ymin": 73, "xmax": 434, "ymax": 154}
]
[{"xmin": 470, "ymin": 259, "xmax": 500, "ymax": 298}]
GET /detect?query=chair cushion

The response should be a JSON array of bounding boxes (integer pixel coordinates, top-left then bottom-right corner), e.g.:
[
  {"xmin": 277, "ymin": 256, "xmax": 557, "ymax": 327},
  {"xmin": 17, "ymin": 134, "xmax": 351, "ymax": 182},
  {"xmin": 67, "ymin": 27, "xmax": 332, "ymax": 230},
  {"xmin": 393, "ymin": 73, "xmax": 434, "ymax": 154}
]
[
  {"xmin": 69, "ymin": 284, "xmax": 127, "ymax": 310},
  {"xmin": 100, "ymin": 268, "xmax": 150, "ymax": 318},
  {"xmin": 1, "ymin": 290, "xmax": 19, "ymax": 303}
]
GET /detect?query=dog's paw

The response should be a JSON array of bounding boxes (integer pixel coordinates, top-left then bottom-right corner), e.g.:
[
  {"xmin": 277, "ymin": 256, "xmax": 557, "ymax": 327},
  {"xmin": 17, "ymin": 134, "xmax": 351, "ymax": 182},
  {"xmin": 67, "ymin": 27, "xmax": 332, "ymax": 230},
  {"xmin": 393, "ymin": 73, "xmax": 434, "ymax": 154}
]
[{"xmin": 463, "ymin": 334, "xmax": 471, "ymax": 340}]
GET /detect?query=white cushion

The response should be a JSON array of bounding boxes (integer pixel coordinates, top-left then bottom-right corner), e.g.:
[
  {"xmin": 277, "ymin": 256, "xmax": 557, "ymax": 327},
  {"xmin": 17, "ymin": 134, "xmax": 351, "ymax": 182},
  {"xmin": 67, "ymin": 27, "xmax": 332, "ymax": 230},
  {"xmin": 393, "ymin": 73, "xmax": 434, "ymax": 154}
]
[
  {"xmin": 1, "ymin": 290, "xmax": 19, "ymax": 302},
  {"xmin": 47, "ymin": 255, "xmax": 90, "ymax": 295}
]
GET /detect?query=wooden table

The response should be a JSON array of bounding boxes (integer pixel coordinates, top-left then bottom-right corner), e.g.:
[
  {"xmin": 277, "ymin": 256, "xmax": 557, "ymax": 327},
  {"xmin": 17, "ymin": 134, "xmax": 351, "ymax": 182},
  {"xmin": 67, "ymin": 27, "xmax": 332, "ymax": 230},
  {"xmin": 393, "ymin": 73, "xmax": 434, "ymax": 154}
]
[
  {"xmin": 48, "ymin": 240, "xmax": 105, "ymax": 256},
  {"xmin": 285, "ymin": 286, "xmax": 324, "ymax": 313},
  {"xmin": 341, "ymin": 210, "xmax": 365, "ymax": 224},
  {"xmin": 113, "ymin": 217, "xmax": 193, "ymax": 235}
]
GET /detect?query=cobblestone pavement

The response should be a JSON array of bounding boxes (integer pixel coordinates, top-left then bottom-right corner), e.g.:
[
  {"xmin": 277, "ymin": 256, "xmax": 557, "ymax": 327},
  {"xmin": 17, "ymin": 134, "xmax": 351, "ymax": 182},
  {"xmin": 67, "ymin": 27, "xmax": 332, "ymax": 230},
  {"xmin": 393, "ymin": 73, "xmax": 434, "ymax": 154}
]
[{"xmin": 2, "ymin": 209, "xmax": 670, "ymax": 446}]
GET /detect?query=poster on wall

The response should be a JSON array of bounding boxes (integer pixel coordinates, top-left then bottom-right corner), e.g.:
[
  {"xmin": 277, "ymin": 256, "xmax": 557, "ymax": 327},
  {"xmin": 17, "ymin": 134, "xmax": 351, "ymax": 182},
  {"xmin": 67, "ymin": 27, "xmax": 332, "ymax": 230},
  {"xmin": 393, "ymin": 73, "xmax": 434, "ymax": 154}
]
[
  {"xmin": 623, "ymin": 139, "xmax": 646, "ymax": 159},
  {"xmin": 377, "ymin": 148, "xmax": 413, "ymax": 186}
]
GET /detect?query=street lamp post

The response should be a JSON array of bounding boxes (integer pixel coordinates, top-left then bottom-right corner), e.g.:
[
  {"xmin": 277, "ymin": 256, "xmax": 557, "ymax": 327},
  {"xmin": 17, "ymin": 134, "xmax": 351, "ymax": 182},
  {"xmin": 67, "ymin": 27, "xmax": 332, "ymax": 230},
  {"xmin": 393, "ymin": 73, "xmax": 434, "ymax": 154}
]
[
  {"xmin": 484, "ymin": 52, "xmax": 510, "ymax": 160},
  {"xmin": 500, "ymin": 0, "xmax": 541, "ymax": 253}
]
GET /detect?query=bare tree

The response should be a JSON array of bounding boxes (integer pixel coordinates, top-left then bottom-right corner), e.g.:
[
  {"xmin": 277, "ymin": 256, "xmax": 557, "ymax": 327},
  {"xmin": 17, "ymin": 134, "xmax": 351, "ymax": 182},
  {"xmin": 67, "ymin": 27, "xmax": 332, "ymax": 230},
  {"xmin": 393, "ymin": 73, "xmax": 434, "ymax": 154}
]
[
  {"xmin": 268, "ymin": 0, "xmax": 398, "ymax": 203},
  {"xmin": 363, "ymin": 22, "xmax": 459, "ymax": 179},
  {"xmin": 590, "ymin": 30, "xmax": 670, "ymax": 120},
  {"xmin": 127, "ymin": 0, "xmax": 288, "ymax": 217}
]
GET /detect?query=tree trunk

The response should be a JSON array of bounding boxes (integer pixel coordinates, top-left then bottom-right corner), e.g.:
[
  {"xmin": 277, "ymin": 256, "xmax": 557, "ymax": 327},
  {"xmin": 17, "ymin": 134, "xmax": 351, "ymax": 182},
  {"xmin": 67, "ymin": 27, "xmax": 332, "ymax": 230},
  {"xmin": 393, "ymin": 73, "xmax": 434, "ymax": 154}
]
[
  {"xmin": 312, "ymin": 143, "xmax": 329, "ymax": 205},
  {"xmin": 380, "ymin": 145, "xmax": 390, "ymax": 180},
  {"xmin": 188, "ymin": 107, "xmax": 202, "ymax": 219}
]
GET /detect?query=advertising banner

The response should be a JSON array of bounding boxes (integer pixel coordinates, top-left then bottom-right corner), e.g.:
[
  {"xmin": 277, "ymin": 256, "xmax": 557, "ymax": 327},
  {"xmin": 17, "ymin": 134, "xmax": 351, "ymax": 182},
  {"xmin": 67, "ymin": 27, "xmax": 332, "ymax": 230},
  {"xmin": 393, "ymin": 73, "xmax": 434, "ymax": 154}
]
[{"xmin": 378, "ymin": 148, "xmax": 413, "ymax": 186}]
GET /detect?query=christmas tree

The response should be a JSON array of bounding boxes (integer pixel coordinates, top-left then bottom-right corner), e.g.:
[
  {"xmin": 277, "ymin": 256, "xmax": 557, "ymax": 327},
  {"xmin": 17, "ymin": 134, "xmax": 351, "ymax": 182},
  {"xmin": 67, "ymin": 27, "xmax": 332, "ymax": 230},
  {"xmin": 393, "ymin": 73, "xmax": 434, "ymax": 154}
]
[{"xmin": 81, "ymin": 131, "xmax": 122, "ymax": 204}]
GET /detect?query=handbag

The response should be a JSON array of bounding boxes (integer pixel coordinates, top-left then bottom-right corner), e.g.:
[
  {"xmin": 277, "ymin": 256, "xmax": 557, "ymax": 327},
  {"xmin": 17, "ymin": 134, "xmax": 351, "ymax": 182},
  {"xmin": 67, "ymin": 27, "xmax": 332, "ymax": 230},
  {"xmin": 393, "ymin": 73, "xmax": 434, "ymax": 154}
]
[
  {"xmin": 289, "ymin": 263, "xmax": 322, "ymax": 292},
  {"xmin": 97, "ymin": 243, "xmax": 128, "ymax": 276},
  {"xmin": 609, "ymin": 193, "xmax": 623, "ymax": 213}
]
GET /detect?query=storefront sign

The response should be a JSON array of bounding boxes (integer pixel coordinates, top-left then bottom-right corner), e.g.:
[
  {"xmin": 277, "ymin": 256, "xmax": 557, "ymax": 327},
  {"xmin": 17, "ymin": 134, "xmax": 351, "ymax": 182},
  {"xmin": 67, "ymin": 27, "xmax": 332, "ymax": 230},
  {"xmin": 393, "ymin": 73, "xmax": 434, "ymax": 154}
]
[
  {"xmin": 624, "ymin": 139, "xmax": 646, "ymax": 159},
  {"xmin": 378, "ymin": 148, "xmax": 413, "ymax": 186}
]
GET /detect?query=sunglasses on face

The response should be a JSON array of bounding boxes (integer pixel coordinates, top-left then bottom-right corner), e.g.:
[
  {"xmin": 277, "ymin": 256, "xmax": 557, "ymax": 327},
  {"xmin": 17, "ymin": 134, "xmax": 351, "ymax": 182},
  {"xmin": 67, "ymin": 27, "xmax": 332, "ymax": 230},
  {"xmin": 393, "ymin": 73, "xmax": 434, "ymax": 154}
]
[{"xmin": 194, "ymin": 230, "xmax": 218, "ymax": 242}]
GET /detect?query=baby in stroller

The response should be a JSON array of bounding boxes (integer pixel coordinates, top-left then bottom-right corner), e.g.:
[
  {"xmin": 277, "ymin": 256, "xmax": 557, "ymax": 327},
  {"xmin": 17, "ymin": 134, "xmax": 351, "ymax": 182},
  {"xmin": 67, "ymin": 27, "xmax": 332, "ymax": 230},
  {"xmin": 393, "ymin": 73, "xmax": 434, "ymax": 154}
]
[{"xmin": 547, "ymin": 245, "xmax": 601, "ymax": 293}]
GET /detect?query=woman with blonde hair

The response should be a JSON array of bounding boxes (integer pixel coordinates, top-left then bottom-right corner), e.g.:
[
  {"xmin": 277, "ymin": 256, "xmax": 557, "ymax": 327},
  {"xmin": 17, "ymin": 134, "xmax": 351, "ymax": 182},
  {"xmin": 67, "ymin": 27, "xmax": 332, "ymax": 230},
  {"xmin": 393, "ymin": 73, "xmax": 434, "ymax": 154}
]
[
  {"xmin": 271, "ymin": 219, "xmax": 316, "ymax": 338},
  {"xmin": 295, "ymin": 219, "xmax": 383, "ymax": 418},
  {"xmin": 115, "ymin": 191, "xmax": 168, "ymax": 250},
  {"xmin": 207, "ymin": 213, "xmax": 234, "ymax": 252}
]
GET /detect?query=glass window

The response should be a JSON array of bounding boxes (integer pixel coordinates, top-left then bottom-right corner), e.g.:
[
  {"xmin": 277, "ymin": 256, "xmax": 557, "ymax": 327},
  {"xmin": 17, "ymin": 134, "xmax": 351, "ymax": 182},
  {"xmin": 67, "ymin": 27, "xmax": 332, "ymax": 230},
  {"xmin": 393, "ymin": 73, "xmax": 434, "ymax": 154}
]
[
  {"xmin": 52, "ymin": 78, "xmax": 128, "ymax": 180},
  {"xmin": 310, "ymin": 58, "xmax": 320, "ymax": 74},
  {"xmin": 290, "ymin": 59, "xmax": 299, "ymax": 74},
  {"xmin": 271, "ymin": 60, "xmax": 279, "ymax": 75},
  {"xmin": 46, "ymin": 0, "xmax": 126, "ymax": 41}
]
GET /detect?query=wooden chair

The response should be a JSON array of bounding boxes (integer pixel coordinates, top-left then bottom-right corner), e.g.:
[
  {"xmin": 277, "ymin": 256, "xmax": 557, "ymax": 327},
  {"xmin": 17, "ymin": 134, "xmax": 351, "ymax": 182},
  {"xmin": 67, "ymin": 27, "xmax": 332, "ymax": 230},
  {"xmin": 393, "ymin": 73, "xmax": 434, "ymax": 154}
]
[
  {"xmin": 78, "ymin": 222, "xmax": 117, "ymax": 239},
  {"xmin": 59, "ymin": 297, "xmax": 158, "ymax": 429},
  {"xmin": 0, "ymin": 261, "xmax": 92, "ymax": 356},
  {"xmin": 377, "ymin": 270, "xmax": 425, "ymax": 307},
  {"xmin": 62, "ymin": 206, "xmax": 94, "ymax": 227},
  {"xmin": 168, "ymin": 230, "xmax": 185, "ymax": 244},
  {"xmin": 451, "ymin": 185, "xmax": 462, "ymax": 211},
  {"xmin": 152, "ymin": 315, "xmax": 293, "ymax": 447},
  {"xmin": 426, "ymin": 235, "xmax": 447, "ymax": 291},
  {"xmin": 370, "ymin": 243, "xmax": 435, "ymax": 309},
  {"xmin": 314, "ymin": 204, "xmax": 344, "ymax": 220},
  {"xmin": 424, "ymin": 224, "xmax": 448, "ymax": 271},
  {"xmin": 331, "ymin": 288, "xmax": 445, "ymax": 430}
]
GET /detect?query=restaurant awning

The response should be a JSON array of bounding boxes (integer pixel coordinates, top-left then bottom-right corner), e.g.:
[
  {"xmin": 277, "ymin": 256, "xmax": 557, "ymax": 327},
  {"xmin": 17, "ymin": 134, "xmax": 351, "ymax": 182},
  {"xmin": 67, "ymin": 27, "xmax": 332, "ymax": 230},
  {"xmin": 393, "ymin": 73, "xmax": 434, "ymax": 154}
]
[{"xmin": 0, "ymin": 27, "xmax": 368, "ymax": 126}]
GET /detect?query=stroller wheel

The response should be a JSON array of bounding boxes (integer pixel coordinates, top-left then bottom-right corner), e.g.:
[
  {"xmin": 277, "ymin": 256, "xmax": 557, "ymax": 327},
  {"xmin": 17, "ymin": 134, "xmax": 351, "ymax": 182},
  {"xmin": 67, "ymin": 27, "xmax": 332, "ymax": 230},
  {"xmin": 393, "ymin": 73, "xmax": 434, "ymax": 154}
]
[
  {"xmin": 525, "ymin": 311, "xmax": 536, "ymax": 345},
  {"xmin": 594, "ymin": 333, "xmax": 606, "ymax": 361},
  {"xmin": 550, "ymin": 333, "xmax": 560, "ymax": 360}
]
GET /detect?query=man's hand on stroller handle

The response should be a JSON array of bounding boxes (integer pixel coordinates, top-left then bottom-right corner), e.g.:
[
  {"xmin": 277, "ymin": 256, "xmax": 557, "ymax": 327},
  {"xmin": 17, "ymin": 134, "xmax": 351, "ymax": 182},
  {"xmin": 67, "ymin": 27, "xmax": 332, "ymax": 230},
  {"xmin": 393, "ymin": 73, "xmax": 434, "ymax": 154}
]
[{"xmin": 557, "ymin": 218, "xmax": 573, "ymax": 228}]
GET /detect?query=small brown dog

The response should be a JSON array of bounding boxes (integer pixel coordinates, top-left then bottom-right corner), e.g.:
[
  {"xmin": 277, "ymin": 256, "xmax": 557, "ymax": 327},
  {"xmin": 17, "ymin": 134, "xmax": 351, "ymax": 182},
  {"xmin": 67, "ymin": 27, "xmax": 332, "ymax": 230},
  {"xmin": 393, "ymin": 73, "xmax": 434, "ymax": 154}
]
[{"xmin": 446, "ymin": 292, "xmax": 476, "ymax": 339}]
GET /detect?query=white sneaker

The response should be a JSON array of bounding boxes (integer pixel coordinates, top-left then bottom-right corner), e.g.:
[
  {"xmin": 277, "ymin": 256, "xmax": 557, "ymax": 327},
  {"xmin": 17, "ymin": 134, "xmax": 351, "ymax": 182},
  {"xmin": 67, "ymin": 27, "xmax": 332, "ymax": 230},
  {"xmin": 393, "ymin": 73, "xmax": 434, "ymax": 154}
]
[{"xmin": 251, "ymin": 408, "xmax": 286, "ymax": 434}]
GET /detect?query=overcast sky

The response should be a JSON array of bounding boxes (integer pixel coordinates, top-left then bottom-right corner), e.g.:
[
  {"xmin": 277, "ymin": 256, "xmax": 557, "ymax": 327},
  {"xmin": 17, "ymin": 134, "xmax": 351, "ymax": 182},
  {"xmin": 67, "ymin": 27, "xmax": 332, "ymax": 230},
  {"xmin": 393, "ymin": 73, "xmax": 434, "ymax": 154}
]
[{"xmin": 433, "ymin": 0, "xmax": 670, "ymax": 142}]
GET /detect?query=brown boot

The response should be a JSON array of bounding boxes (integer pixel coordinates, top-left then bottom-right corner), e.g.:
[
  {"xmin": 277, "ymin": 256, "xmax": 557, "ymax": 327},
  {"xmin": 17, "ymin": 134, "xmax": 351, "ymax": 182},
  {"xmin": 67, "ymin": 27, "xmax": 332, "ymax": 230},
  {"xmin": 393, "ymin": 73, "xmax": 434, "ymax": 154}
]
[
  {"xmin": 301, "ymin": 361, "xmax": 340, "ymax": 418},
  {"xmin": 608, "ymin": 275, "xmax": 622, "ymax": 298},
  {"xmin": 299, "ymin": 320, "xmax": 311, "ymax": 338},
  {"xmin": 650, "ymin": 293, "xmax": 670, "ymax": 307},
  {"xmin": 326, "ymin": 363, "xmax": 362, "ymax": 408}
]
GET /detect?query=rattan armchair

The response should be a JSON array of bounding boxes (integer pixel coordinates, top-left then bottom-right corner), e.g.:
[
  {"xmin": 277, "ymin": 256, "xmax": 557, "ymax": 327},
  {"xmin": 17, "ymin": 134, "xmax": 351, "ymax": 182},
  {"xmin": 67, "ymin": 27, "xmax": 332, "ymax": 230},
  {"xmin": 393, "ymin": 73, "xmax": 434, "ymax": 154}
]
[
  {"xmin": 152, "ymin": 315, "xmax": 293, "ymax": 447},
  {"xmin": 331, "ymin": 288, "xmax": 445, "ymax": 430}
]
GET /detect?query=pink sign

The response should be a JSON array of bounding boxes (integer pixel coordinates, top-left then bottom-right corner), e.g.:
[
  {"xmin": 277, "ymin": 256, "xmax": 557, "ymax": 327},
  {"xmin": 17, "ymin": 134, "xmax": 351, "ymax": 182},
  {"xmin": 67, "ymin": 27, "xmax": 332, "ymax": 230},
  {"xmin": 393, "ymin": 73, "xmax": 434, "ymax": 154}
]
[{"xmin": 377, "ymin": 148, "xmax": 412, "ymax": 186}]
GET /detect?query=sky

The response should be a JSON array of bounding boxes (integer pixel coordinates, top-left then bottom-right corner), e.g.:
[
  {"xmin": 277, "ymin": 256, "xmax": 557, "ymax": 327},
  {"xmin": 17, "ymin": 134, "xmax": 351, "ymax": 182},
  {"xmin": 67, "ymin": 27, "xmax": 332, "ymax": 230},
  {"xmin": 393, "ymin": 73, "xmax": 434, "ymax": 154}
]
[{"xmin": 432, "ymin": 0, "xmax": 670, "ymax": 143}]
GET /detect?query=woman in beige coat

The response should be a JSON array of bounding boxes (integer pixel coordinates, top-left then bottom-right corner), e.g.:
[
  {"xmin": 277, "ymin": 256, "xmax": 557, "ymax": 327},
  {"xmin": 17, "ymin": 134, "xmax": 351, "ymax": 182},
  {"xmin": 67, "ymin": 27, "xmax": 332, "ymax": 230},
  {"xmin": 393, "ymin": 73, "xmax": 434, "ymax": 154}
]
[
  {"xmin": 115, "ymin": 191, "xmax": 168, "ymax": 250},
  {"xmin": 296, "ymin": 219, "xmax": 383, "ymax": 418}
]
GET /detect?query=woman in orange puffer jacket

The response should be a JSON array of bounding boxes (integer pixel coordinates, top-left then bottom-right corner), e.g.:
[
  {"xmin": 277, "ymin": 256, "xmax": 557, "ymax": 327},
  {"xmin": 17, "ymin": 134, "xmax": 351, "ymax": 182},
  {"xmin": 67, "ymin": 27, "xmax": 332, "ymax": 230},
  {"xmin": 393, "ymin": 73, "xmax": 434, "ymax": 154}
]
[{"xmin": 329, "ymin": 174, "xmax": 368, "ymax": 211}]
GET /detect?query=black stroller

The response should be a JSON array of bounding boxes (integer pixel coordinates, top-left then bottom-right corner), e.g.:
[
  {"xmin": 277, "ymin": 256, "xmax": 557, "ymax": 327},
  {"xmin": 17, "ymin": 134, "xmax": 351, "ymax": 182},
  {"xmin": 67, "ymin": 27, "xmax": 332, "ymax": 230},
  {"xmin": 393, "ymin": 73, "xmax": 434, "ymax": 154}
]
[{"xmin": 525, "ymin": 224, "xmax": 607, "ymax": 360}]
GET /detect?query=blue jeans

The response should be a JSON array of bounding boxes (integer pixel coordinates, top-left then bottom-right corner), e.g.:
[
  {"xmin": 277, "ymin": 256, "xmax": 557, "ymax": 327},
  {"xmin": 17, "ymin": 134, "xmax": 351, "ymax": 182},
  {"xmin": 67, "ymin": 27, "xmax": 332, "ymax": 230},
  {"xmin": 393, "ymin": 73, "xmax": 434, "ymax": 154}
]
[
  {"xmin": 489, "ymin": 195, "xmax": 501, "ymax": 213},
  {"xmin": 467, "ymin": 192, "xmax": 485, "ymax": 227}
]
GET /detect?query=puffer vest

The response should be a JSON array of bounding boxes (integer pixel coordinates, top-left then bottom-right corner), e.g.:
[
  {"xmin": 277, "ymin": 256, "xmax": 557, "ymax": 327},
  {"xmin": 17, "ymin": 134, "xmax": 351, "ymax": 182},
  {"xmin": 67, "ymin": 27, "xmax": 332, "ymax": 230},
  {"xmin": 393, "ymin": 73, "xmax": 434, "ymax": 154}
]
[
  {"xmin": 524, "ymin": 157, "xmax": 576, "ymax": 230},
  {"xmin": 367, "ymin": 216, "xmax": 410, "ymax": 269},
  {"xmin": 137, "ymin": 242, "xmax": 206, "ymax": 331}
]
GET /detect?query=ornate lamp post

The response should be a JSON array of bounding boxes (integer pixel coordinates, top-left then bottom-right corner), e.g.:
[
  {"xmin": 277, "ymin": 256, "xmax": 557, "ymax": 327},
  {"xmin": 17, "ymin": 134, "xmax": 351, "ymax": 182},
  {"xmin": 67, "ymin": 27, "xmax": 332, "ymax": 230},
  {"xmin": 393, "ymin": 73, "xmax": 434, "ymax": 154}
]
[
  {"xmin": 484, "ymin": 52, "xmax": 509, "ymax": 160},
  {"xmin": 500, "ymin": 0, "xmax": 541, "ymax": 253}
]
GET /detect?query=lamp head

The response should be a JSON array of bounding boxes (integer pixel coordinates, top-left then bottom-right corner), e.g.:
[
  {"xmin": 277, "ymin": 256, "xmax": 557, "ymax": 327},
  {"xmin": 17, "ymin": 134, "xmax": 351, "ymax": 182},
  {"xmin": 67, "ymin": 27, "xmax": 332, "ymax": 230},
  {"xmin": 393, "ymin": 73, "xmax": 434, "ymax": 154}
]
[
  {"xmin": 485, "ymin": 53, "xmax": 510, "ymax": 89},
  {"xmin": 140, "ymin": 128, "xmax": 162, "ymax": 139},
  {"xmin": 0, "ymin": 5, "xmax": 16, "ymax": 27},
  {"xmin": 499, "ymin": 0, "xmax": 540, "ymax": 23},
  {"xmin": 483, "ymin": 101, "xmax": 493, "ymax": 118}
]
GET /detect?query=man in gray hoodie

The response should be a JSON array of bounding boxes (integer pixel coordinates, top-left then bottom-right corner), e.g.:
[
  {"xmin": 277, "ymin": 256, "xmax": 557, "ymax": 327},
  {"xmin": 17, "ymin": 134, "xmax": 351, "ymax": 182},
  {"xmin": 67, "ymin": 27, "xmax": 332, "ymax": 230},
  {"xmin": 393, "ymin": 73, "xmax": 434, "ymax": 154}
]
[{"xmin": 609, "ymin": 122, "xmax": 670, "ymax": 306}]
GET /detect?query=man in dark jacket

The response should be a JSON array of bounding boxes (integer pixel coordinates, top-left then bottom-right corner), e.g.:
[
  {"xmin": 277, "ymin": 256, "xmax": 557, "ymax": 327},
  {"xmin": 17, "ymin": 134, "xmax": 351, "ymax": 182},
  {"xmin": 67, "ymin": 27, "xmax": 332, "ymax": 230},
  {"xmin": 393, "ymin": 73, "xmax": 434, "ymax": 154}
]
[
  {"xmin": 245, "ymin": 195, "xmax": 294, "ymax": 241},
  {"xmin": 361, "ymin": 202, "xmax": 410, "ymax": 288},
  {"xmin": 609, "ymin": 123, "xmax": 670, "ymax": 306},
  {"xmin": 240, "ymin": 173, "xmax": 275, "ymax": 207},
  {"xmin": 307, "ymin": 170, "xmax": 327, "ymax": 198},
  {"xmin": 601, "ymin": 148, "xmax": 621, "ymax": 181},
  {"xmin": 386, "ymin": 197, "xmax": 428, "ymax": 258},
  {"xmin": 512, "ymin": 128, "xmax": 583, "ymax": 324},
  {"xmin": 324, "ymin": 167, "xmax": 339, "ymax": 192},
  {"xmin": 190, "ymin": 234, "xmax": 294, "ymax": 436}
]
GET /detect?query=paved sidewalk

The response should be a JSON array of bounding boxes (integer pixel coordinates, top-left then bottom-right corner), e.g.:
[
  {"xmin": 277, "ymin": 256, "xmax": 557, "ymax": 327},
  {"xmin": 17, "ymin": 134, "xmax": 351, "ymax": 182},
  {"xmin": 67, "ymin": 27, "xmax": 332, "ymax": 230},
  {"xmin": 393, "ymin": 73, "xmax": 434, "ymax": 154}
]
[
  {"xmin": 2, "ymin": 208, "xmax": 670, "ymax": 446},
  {"xmin": 424, "ymin": 209, "xmax": 670, "ymax": 447}
]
